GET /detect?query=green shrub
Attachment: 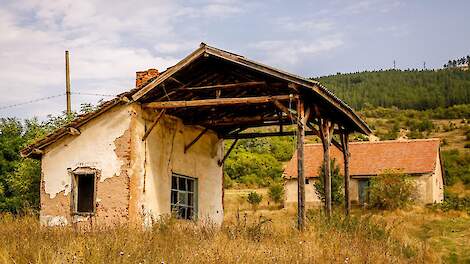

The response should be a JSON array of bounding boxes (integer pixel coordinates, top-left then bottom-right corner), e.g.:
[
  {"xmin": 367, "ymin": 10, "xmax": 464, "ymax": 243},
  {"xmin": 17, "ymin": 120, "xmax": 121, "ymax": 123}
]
[
  {"xmin": 368, "ymin": 170, "xmax": 417, "ymax": 210},
  {"xmin": 267, "ymin": 183, "xmax": 284, "ymax": 204},
  {"xmin": 246, "ymin": 191, "xmax": 263, "ymax": 211},
  {"xmin": 314, "ymin": 158, "xmax": 344, "ymax": 205},
  {"xmin": 434, "ymin": 191, "xmax": 470, "ymax": 214},
  {"xmin": 441, "ymin": 149, "xmax": 470, "ymax": 185}
]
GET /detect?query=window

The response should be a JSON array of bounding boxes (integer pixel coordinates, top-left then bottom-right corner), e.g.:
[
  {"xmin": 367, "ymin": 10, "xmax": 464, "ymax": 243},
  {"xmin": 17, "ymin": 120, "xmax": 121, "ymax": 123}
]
[
  {"xmin": 305, "ymin": 179, "xmax": 310, "ymax": 184},
  {"xmin": 71, "ymin": 168, "xmax": 97, "ymax": 214},
  {"xmin": 171, "ymin": 173, "xmax": 197, "ymax": 220},
  {"xmin": 358, "ymin": 179, "xmax": 370, "ymax": 205}
]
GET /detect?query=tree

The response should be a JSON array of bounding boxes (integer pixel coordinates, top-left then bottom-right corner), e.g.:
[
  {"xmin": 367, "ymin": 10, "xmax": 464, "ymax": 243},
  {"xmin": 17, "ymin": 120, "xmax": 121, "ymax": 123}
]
[
  {"xmin": 267, "ymin": 183, "xmax": 285, "ymax": 204},
  {"xmin": 368, "ymin": 170, "xmax": 417, "ymax": 210},
  {"xmin": 314, "ymin": 158, "xmax": 344, "ymax": 206},
  {"xmin": 247, "ymin": 191, "xmax": 263, "ymax": 211}
]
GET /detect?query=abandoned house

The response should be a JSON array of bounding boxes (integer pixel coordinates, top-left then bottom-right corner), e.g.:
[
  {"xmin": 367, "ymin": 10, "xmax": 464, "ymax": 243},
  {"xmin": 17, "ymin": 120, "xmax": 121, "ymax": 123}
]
[
  {"xmin": 283, "ymin": 138, "xmax": 444, "ymax": 206},
  {"xmin": 21, "ymin": 43, "xmax": 370, "ymax": 228}
]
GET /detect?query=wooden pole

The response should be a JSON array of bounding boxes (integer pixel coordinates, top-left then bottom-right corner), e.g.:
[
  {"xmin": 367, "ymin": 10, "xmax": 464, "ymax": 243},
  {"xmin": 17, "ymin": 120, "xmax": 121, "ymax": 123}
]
[
  {"xmin": 297, "ymin": 99, "xmax": 306, "ymax": 230},
  {"xmin": 341, "ymin": 131, "xmax": 351, "ymax": 216},
  {"xmin": 65, "ymin": 50, "xmax": 71, "ymax": 115},
  {"xmin": 319, "ymin": 118, "xmax": 332, "ymax": 217}
]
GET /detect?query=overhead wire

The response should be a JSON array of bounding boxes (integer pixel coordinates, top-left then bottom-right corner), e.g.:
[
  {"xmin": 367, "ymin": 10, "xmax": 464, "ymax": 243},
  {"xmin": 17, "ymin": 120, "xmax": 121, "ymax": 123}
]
[{"xmin": 0, "ymin": 91, "xmax": 117, "ymax": 112}]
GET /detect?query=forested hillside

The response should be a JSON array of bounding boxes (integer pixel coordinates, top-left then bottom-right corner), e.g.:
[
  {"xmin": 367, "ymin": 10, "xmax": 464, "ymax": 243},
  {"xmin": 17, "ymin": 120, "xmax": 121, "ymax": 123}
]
[{"xmin": 317, "ymin": 69, "xmax": 470, "ymax": 110}]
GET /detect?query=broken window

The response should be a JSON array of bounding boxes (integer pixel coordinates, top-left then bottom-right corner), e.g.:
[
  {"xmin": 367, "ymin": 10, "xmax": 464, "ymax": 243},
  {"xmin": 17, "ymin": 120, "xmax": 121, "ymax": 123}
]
[
  {"xmin": 72, "ymin": 169, "xmax": 97, "ymax": 214},
  {"xmin": 171, "ymin": 173, "xmax": 197, "ymax": 220}
]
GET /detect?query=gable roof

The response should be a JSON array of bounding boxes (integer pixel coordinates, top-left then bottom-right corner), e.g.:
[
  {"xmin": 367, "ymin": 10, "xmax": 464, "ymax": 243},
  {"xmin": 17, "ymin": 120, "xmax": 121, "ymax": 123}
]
[
  {"xmin": 21, "ymin": 43, "xmax": 370, "ymax": 158},
  {"xmin": 284, "ymin": 139, "xmax": 441, "ymax": 179},
  {"xmin": 133, "ymin": 43, "xmax": 371, "ymax": 135}
]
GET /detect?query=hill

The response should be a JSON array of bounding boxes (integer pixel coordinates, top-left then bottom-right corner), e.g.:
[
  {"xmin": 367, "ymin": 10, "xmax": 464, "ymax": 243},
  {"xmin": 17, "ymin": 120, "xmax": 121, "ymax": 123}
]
[{"xmin": 316, "ymin": 69, "xmax": 470, "ymax": 110}]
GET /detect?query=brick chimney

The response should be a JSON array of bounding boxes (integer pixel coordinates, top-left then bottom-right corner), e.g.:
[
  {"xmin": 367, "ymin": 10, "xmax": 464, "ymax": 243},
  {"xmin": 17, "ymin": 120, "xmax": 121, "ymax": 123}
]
[{"xmin": 136, "ymin": 68, "xmax": 159, "ymax": 88}]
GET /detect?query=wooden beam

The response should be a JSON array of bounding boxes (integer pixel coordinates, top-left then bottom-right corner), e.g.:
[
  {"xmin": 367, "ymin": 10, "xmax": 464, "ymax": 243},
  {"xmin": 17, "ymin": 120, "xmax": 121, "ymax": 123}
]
[
  {"xmin": 297, "ymin": 99, "xmax": 306, "ymax": 231},
  {"xmin": 189, "ymin": 115, "xmax": 290, "ymax": 127},
  {"xmin": 341, "ymin": 130, "xmax": 351, "ymax": 216},
  {"xmin": 223, "ymin": 130, "xmax": 317, "ymax": 139},
  {"xmin": 273, "ymin": 100, "xmax": 299, "ymax": 124},
  {"xmin": 143, "ymin": 95, "xmax": 297, "ymax": 109},
  {"xmin": 184, "ymin": 128, "xmax": 209, "ymax": 153},
  {"xmin": 67, "ymin": 127, "xmax": 81, "ymax": 136},
  {"xmin": 306, "ymin": 123, "xmax": 343, "ymax": 152},
  {"xmin": 142, "ymin": 109, "xmax": 166, "ymax": 141},
  {"xmin": 181, "ymin": 81, "xmax": 266, "ymax": 91},
  {"xmin": 218, "ymin": 138, "xmax": 239, "ymax": 166}
]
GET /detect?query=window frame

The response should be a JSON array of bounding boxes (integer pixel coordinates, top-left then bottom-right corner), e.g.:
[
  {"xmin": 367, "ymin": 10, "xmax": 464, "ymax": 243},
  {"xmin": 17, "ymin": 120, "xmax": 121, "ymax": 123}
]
[
  {"xmin": 170, "ymin": 173, "xmax": 198, "ymax": 220},
  {"xmin": 70, "ymin": 167, "xmax": 98, "ymax": 216}
]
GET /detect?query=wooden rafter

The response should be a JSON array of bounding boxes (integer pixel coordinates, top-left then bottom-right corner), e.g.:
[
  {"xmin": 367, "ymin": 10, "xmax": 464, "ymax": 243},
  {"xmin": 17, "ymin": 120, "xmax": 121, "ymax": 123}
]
[
  {"xmin": 218, "ymin": 138, "xmax": 239, "ymax": 166},
  {"xmin": 143, "ymin": 95, "xmax": 297, "ymax": 109},
  {"xmin": 142, "ymin": 109, "xmax": 166, "ymax": 141},
  {"xmin": 181, "ymin": 81, "xmax": 266, "ymax": 91},
  {"xmin": 184, "ymin": 128, "xmax": 209, "ymax": 153}
]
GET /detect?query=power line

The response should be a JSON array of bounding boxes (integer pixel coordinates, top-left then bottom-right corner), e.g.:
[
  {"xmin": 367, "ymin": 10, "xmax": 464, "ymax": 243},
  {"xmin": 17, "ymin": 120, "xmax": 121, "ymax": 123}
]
[
  {"xmin": 0, "ymin": 91, "xmax": 117, "ymax": 111},
  {"xmin": 0, "ymin": 93, "xmax": 66, "ymax": 111}
]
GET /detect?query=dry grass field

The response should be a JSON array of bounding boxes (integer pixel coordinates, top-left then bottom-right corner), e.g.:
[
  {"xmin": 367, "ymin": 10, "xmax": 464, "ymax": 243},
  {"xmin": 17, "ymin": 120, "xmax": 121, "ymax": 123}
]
[{"xmin": 0, "ymin": 189, "xmax": 468, "ymax": 263}]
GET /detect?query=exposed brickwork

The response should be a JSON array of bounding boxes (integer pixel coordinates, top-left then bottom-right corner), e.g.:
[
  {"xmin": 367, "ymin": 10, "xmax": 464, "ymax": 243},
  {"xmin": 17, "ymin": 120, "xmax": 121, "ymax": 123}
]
[{"xmin": 136, "ymin": 69, "xmax": 159, "ymax": 88}]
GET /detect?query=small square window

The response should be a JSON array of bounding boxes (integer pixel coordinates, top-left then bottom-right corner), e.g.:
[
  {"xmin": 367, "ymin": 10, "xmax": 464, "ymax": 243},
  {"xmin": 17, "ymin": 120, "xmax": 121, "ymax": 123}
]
[{"xmin": 305, "ymin": 179, "xmax": 310, "ymax": 184}]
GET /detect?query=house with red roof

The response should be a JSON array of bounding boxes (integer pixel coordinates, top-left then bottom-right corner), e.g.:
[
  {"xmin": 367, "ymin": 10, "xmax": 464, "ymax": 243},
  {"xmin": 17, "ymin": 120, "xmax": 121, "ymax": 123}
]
[{"xmin": 283, "ymin": 139, "xmax": 444, "ymax": 206}]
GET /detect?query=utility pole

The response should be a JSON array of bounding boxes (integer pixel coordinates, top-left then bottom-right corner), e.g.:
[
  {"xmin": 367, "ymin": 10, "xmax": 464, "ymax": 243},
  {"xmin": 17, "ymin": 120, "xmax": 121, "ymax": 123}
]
[
  {"xmin": 393, "ymin": 60, "xmax": 396, "ymax": 70},
  {"xmin": 65, "ymin": 50, "xmax": 71, "ymax": 115}
]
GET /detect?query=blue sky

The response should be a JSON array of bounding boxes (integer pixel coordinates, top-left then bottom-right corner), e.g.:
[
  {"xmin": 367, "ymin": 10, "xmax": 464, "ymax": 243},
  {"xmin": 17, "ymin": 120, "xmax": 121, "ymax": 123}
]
[{"xmin": 0, "ymin": 0, "xmax": 469, "ymax": 119}]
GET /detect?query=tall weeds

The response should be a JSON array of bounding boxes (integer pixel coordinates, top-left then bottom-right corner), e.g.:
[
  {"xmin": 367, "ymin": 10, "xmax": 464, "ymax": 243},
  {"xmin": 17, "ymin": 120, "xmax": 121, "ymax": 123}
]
[{"xmin": 0, "ymin": 211, "xmax": 437, "ymax": 263}]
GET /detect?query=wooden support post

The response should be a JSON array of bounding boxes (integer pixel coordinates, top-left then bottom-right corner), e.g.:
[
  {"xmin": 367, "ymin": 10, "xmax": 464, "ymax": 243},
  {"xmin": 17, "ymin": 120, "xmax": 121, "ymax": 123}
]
[
  {"xmin": 297, "ymin": 99, "xmax": 306, "ymax": 230},
  {"xmin": 341, "ymin": 130, "xmax": 351, "ymax": 216},
  {"xmin": 142, "ymin": 109, "xmax": 166, "ymax": 141},
  {"xmin": 65, "ymin": 50, "xmax": 71, "ymax": 115},
  {"xmin": 218, "ymin": 138, "xmax": 239, "ymax": 166},
  {"xmin": 184, "ymin": 128, "xmax": 209, "ymax": 153},
  {"xmin": 318, "ymin": 116, "xmax": 333, "ymax": 218}
]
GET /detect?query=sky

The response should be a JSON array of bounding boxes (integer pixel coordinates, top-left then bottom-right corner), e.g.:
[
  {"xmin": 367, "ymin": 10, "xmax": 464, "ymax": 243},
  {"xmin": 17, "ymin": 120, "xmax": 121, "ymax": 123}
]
[{"xmin": 0, "ymin": 0, "xmax": 469, "ymax": 119}]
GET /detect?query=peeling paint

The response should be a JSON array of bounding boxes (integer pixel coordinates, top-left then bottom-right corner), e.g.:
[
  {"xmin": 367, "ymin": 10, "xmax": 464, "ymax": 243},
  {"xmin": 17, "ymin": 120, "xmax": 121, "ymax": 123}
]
[{"xmin": 41, "ymin": 105, "xmax": 132, "ymax": 198}]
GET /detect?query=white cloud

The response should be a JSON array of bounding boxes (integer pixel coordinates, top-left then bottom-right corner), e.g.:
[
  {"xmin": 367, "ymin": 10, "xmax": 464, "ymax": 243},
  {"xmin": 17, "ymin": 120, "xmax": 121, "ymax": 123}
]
[
  {"xmin": 276, "ymin": 17, "xmax": 333, "ymax": 32},
  {"xmin": 250, "ymin": 35, "xmax": 344, "ymax": 66},
  {"xmin": 0, "ymin": 0, "xmax": 249, "ymax": 118}
]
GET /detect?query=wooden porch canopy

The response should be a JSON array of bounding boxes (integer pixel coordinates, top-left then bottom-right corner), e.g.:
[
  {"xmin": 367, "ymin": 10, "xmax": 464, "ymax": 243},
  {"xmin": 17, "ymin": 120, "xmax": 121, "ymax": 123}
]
[
  {"xmin": 133, "ymin": 43, "xmax": 370, "ymax": 137},
  {"xmin": 133, "ymin": 43, "xmax": 372, "ymax": 228}
]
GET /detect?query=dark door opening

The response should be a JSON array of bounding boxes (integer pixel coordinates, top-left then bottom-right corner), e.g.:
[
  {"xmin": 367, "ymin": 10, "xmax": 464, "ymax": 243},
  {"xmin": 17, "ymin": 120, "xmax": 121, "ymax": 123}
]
[{"xmin": 76, "ymin": 174, "xmax": 95, "ymax": 213}]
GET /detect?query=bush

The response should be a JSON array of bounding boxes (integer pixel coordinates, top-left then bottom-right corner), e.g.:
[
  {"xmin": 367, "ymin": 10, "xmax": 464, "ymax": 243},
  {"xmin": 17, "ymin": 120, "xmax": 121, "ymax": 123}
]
[
  {"xmin": 267, "ymin": 183, "xmax": 284, "ymax": 204},
  {"xmin": 246, "ymin": 191, "xmax": 263, "ymax": 211},
  {"xmin": 441, "ymin": 149, "xmax": 470, "ymax": 185},
  {"xmin": 314, "ymin": 158, "xmax": 344, "ymax": 205},
  {"xmin": 368, "ymin": 170, "xmax": 417, "ymax": 210}
]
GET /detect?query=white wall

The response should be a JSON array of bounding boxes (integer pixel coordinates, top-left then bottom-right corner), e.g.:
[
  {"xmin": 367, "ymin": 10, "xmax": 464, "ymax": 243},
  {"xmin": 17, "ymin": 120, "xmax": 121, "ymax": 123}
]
[{"xmin": 137, "ymin": 111, "xmax": 224, "ymax": 226}]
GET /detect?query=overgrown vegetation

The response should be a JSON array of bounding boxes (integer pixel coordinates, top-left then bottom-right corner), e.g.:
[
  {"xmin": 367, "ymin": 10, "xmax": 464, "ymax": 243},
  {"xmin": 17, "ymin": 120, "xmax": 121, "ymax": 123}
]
[
  {"xmin": 246, "ymin": 191, "xmax": 263, "ymax": 211},
  {"xmin": 313, "ymin": 159, "xmax": 344, "ymax": 205},
  {"xmin": 368, "ymin": 171, "xmax": 417, "ymax": 210},
  {"xmin": 224, "ymin": 136, "xmax": 295, "ymax": 187},
  {"xmin": 0, "ymin": 209, "xmax": 441, "ymax": 263},
  {"xmin": 267, "ymin": 183, "xmax": 284, "ymax": 205}
]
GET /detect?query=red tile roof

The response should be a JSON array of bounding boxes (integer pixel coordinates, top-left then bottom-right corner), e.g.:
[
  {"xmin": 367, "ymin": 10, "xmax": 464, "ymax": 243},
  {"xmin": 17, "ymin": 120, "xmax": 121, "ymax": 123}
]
[{"xmin": 284, "ymin": 139, "xmax": 441, "ymax": 179}]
